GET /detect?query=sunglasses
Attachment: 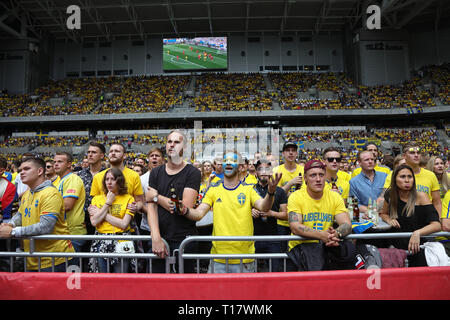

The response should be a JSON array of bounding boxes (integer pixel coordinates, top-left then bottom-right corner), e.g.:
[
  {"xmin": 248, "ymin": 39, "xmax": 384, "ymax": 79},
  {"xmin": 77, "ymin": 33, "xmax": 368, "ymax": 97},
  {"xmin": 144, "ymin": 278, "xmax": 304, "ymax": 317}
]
[{"xmin": 326, "ymin": 157, "xmax": 341, "ymax": 163}]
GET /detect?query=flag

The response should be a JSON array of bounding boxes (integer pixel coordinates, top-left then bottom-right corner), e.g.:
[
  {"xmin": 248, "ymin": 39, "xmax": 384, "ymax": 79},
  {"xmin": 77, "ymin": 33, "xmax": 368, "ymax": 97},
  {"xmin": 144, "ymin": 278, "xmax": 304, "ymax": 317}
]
[
  {"xmin": 36, "ymin": 131, "xmax": 48, "ymax": 139},
  {"xmin": 350, "ymin": 139, "xmax": 366, "ymax": 150},
  {"xmin": 297, "ymin": 141, "xmax": 305, "ymax": 149},
  {"xmin": 367, "ymin": 137, "xmax": 381, "ymax": 146}
]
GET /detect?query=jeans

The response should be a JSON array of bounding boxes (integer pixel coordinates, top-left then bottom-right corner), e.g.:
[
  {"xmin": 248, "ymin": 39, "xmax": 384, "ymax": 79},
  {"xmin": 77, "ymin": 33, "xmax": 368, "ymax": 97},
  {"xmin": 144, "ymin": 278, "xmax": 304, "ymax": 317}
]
[
  {"xmin": 255, "ymin": 240, "xmax": 282, "ymax": 272},
  {"xmin": 277, "ymin": 224, "xmax": 291, "ymax": 254},
  {"xmin": 97, "ymin": 257, "xmax": 130, "ymax": 273},
  {"xmin": 30, "ymin": 258, "xmax": 77, "ymax": 272},
  {"xmin": 147, "ymin": 240, "xmax": 198, "ymax": 273},
  {"xmin": 208, "ymin": 260, "xmax": 256, "ymax": 274},
  {"xmin": 71, "ymin": 239, "xmax": 86, "ymax": 253}
]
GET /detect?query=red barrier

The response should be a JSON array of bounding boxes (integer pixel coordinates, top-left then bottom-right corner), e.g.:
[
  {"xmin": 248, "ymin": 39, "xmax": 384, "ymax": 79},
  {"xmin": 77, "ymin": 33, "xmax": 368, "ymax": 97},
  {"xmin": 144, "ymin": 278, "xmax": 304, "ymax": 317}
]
[{"xmin": 1, "ymin": 267, "xmax": 449, "ymax": 300}]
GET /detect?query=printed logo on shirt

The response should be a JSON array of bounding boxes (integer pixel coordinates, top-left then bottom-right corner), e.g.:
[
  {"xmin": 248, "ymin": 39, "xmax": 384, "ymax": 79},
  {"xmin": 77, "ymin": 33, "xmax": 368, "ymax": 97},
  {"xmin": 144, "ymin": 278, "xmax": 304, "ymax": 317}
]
[
  {"xmin": 313, "ymin": 222, "xmax": 323, "ymax": 231},
  {"xmin": 237, "ymin": 193, "xmax": 246, "ymax": 205},
  {"xmin": 216, "ymin": 198, "xmax": 222, "ymax": 203},
  {"xmin": 34, "ymin": 200, "xmax": 39, "ymax": 207},
  {"xmin": 303, "ymin": 212, "xmax": 333, "ymax": 223},
  {"xmin": 66, "ymin": 189, "xmax": 77, "ymax": 194},
  {"xmin": 416, "ymin": 185, "xmax": 429, "ymax": 195},
  {"xmin": 111, "ymin": 204, "xmax": 121, "ymax": 216}
]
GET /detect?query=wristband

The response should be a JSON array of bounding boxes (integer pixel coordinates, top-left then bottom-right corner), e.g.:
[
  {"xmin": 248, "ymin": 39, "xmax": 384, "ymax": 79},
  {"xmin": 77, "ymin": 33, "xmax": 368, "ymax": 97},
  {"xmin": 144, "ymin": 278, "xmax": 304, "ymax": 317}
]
[{"xmin": 105, "ymin": 202, "xmax": 112, "ymax": 206}]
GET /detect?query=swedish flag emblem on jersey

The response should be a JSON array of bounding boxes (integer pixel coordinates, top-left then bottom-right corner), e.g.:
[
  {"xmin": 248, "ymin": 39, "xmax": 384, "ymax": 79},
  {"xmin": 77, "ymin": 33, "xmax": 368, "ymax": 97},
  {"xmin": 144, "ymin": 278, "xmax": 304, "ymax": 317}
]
[{"xmin": 237, "ymin": 193, "xmax": 246, "ymax": 205}]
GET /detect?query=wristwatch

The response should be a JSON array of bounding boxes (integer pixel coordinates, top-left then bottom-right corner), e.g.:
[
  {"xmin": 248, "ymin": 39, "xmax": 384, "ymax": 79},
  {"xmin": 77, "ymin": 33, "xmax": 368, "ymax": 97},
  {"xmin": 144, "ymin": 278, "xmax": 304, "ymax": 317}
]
[
  {"xmin": 152, "ymin": 193, "xmax": 158, "ymax": 204},
  {"xmin": 11, "ymin": 228, "xmax": 16, "ymax": 237}
]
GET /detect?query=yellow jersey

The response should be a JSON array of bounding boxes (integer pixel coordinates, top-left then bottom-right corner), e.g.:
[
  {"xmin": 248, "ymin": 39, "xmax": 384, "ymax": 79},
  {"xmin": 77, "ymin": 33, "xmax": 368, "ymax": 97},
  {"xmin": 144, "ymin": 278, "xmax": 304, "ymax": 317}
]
[
  {"xmin": 58, "ymin": 173, "xmax": 87, "ymax": 235},
  {"xmin": 438, "ymin": 190, "xmax": 450, "ymax": 241},
  {"xmin": 202, "ymin": 181, "xmax": 261, "ymax": 264},
  {"xmin": 383, "ymin": 172, "xmax": 392, "ymax": 189},
  {"xmin": 325, "ymin": 176, "xmax": 350, "ymax": 201},
  {"xmin": 337, "ymin": 170, "xmax": 351, "ymax": 182},
  {"xmin": 51, "ymin": 175, "xmax": 60, "ymax": 187},
  {"xmin": 441, "ymin": 190, "xmax": 450, "ymax": 220},
  {"xmin": 242, "ymin": 173, "xmax": 258, "ymax": 185},
  {"xmin": 438, "ymin": 173, "xmax": 450, "ymax": 199},
  {"xmin": 91, "ymin": 167, "xmax": 143, "ymax": 198},
  {"xmin": 414, "ymin": 168, "xmax": 440, "ymax": 201},
  {"xmin": 91, "ymin": 194, "xmax": 135, "ymax": 234},
  {"xmin": 287, "ymin": 187, "xmax": 347, "ymax": 249},
  {"xmin": 18, "ymin": 184, "xmax": 74, "ymax": 270},
  {"xmin": 273, "ymin": 164, "xmax": 304, "ymax": 227}
]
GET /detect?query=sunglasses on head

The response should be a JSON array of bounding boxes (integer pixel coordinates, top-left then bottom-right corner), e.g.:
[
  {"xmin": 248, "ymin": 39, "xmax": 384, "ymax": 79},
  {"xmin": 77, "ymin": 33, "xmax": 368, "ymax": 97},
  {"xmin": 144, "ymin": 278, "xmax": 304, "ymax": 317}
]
[{"xmin": 326, "ymin": 157, "xmax": 341, "ymax": 163}]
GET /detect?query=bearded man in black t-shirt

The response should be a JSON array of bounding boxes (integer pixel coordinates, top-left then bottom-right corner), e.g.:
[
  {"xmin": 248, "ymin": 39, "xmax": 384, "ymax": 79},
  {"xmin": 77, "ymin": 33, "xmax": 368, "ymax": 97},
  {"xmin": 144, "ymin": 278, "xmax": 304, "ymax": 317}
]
[{"xmin": 146, "ymin": 130, "xmax": 201, "ymax": 273}]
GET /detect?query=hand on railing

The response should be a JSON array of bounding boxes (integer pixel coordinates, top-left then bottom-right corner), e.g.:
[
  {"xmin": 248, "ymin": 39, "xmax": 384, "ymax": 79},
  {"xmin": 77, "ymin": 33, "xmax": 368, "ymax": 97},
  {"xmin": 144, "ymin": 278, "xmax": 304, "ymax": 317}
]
[
  {"xmin": 152, "ymin": 236, "xmax": 169, "ymax": 259},
  {"xmin": 0, "ymin": 223, "xmax": 13, "ymax": 238}
]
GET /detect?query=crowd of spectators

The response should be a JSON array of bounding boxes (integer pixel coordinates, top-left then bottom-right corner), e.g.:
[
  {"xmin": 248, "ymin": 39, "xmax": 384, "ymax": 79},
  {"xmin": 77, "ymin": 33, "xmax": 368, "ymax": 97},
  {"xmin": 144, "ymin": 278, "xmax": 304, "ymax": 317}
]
[
  {"xmin": 1, "ymin": 66, "xmax": 449, "ymax": 117},
  {"xmin": 374, "ymin": 128, "xmax": 443, "ymax": 157},
  {"xmin": 193, "ymin": 73, "xmax": 273, "ymax": 112},
  {"xmin": 360, "ymin": 77, "xmax": 436, "ymax": 110},
  {"xmin": 282, "ymin": 128, "xmax": 445, "ymax": 165},
  {"xmin": 269, "ymin": 72, "xmax": 366, "ymax": 110},
  {"xmin": 93, "ymin": 75, "xmax": 189, "ymax": 114}
]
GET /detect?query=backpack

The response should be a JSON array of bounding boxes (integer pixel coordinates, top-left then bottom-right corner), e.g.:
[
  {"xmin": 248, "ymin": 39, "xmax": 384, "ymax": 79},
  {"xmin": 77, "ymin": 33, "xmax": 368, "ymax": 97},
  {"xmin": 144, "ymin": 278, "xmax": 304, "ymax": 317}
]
[{"xmin": 355, "ymin": 243, "xmax": 383, "ymax": 269}]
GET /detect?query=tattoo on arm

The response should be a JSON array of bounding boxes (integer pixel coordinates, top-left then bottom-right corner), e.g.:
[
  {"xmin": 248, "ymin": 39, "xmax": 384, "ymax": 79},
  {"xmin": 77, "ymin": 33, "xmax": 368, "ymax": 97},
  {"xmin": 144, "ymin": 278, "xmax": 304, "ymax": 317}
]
[
  {"xmin": 335, "ymin": 223, "xmax": 352, "ymax": 237},
  {"xmin": 288, "ymin": 211, "xmax": 299, "ymax": 223},
  {"xmin": 289, "ymin": 211, "xmax": 316, "ymax": 234},
  {"xmin": 297, "ymin": 225, "xmax": 313, "ymax": 233}
]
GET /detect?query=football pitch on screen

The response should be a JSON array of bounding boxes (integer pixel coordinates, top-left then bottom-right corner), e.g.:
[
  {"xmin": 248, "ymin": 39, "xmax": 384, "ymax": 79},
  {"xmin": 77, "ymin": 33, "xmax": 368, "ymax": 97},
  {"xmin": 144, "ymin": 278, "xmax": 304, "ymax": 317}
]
[{"xmin": 163, "ymin": 43, "xmax": 227, "ymax": 71}]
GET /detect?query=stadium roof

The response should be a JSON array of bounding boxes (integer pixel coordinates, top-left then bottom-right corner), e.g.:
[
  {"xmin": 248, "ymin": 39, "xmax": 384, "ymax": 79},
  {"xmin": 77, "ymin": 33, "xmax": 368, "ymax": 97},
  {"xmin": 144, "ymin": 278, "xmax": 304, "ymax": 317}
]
[{"xmin": 1, "ymin": 0, "xmax": 450, "ymax": 42}]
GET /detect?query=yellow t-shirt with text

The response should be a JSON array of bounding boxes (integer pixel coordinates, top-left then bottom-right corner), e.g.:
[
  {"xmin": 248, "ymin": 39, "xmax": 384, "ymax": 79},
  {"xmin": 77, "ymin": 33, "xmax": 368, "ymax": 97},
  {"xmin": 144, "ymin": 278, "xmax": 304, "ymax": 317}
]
[
  {"xmin": 287, "ymin": 188, "xmax": 347, "ymax": 250},
  {"xmin": 414, "ymin": 168, "xmax": 440, "ymax": 201}
]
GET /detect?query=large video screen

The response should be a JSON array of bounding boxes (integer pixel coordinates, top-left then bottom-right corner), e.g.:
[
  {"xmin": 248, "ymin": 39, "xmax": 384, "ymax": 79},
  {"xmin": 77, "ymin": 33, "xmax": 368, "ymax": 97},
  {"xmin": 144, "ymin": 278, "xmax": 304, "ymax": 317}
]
[{"xmin": 163, "ymin": 37, "xmax": 227, "ymax": 72}]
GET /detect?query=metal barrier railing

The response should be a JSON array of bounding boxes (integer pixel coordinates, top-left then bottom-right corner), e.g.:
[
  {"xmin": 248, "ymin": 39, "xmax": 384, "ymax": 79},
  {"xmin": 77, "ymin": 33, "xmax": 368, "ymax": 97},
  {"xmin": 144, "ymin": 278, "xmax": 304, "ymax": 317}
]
[
  {"xmin": 0, "ymin": 232, "xmax": 448, "ymax": 273},
  {"xmin": 177, "ymin": 232, "xmax": 450, "ymax": 273},
  {"xmin": 0, "ymin": 235, "xmax": 171, "ymax": 273}
]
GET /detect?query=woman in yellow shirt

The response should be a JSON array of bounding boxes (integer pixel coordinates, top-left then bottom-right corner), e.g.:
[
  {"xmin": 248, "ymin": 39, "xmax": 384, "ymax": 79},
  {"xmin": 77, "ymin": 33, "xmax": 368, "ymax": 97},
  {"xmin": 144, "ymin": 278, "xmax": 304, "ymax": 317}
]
[{"xmin": 88, "ymin": 168, "xmax": 135, "ymax": 273}]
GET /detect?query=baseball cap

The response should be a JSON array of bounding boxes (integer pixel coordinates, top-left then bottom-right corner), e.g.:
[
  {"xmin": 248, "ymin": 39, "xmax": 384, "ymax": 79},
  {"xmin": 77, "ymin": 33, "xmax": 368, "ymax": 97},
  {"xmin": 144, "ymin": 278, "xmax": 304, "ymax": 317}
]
[
  {"xmin": 255, "ymin": 159, "xmax": 271, "ymax": 170},
  {"xmin": 304, "ymin": 159, "xmax": 325, "ymax": 173},
  {"xmin": 282, "ymin": 141, "xmax": 298, "ymax": 151}
]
